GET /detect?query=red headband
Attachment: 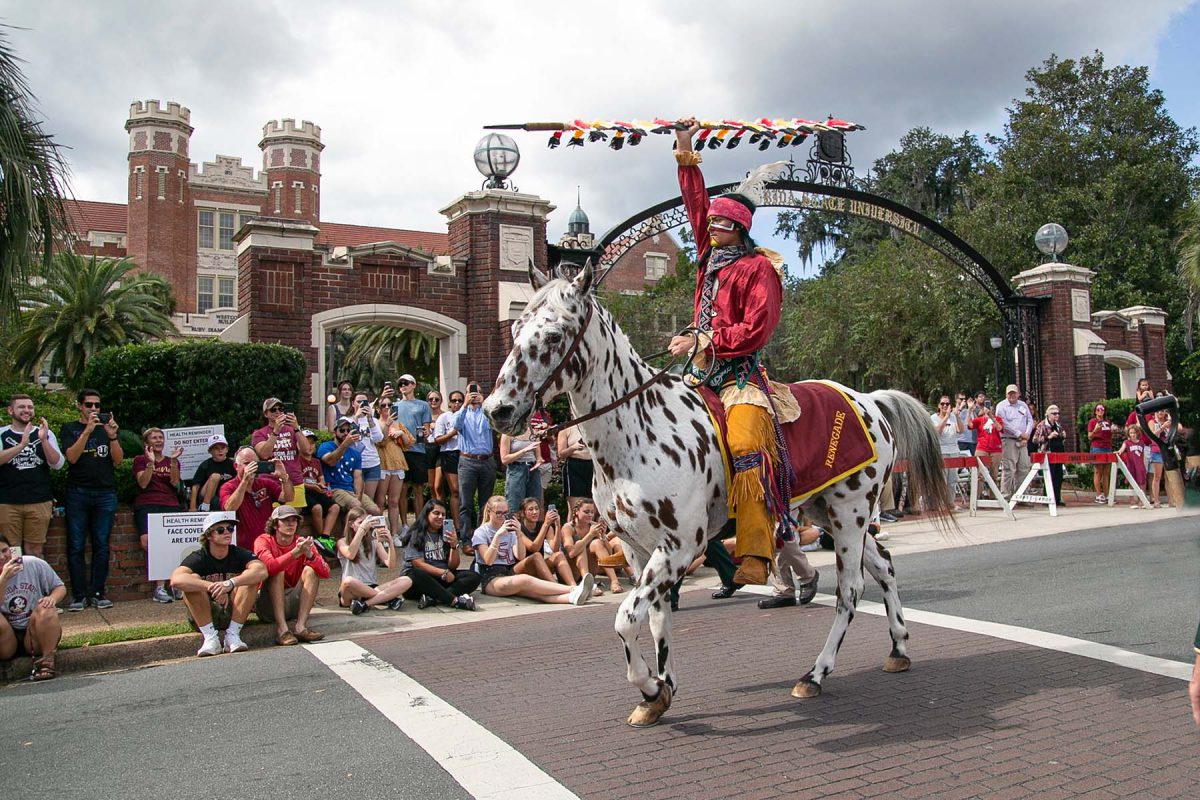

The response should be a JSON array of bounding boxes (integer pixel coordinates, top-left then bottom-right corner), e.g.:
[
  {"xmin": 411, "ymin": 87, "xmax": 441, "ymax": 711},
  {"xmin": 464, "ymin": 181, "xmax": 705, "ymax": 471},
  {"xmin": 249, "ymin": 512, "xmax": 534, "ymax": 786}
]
[{"xmin": 708, "ymin": 197, "xmax": 753, "ymax": 232}]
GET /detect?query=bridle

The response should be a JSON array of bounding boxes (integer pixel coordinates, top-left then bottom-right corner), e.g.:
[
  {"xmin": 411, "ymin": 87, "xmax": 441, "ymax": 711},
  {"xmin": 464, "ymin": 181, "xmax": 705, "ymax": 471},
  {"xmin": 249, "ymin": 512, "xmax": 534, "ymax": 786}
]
[{"xmin": 528, "ymin": 298, "xmax": 713, "ymax": 440}]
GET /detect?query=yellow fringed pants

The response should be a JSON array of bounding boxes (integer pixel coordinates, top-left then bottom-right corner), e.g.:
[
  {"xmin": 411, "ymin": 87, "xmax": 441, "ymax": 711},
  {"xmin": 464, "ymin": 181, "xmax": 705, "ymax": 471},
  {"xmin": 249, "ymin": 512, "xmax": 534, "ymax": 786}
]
[{"xmin": 726, "ymin": 403, "xmax": 776, "ymax": 563}]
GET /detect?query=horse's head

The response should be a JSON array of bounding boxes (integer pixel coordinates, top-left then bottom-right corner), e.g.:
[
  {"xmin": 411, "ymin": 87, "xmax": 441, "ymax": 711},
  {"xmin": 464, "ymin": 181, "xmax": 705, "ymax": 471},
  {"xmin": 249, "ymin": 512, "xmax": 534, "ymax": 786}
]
[{"xmin": 484, "ymin": 258, "xmax": 596, "ymax": 435}]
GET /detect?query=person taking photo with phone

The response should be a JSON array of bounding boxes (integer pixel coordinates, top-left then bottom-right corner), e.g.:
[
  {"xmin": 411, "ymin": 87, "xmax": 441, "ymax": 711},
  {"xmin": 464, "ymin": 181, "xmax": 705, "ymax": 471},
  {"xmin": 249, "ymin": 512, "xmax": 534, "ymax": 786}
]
[
  {"xmin": 0, "ymin": 534, "xmax": 66, "ymax": 680},
  {"xmin": 252, "ymin": 397, "xmax": 304, "ymax": 487},
  {"xmin": 447, "ymin": 383, "xmax": 496, "ymax": 536},
  {"xmin": 219, "ymin": 446, "xmax": 295, "ymax": 550},
  {"xmin": 337, "ymin": 509, "xmax": 412, "ymax": 614},
  {"xmin": 402, "ymin": 498, "xmax": 480, "ymax": 610},
  {"xmin": 473, "ymin": 496, "xmax": 593, "ymax": 605}
]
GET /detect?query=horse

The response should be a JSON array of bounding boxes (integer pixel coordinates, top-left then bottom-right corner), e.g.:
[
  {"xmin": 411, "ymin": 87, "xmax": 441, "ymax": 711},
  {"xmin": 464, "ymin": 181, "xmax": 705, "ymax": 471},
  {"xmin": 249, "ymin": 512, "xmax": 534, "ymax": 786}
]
[{"xmin": 483, "ymin": 259, "xmax": 955, "ymax": 727}]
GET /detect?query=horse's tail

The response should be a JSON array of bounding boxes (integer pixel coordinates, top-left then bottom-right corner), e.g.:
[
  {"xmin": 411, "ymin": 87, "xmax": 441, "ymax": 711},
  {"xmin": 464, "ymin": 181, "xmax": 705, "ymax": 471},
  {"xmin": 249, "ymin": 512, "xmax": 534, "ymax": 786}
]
[{"xmin": 870, "ymin": 389, "xmax": 960, "ymax": 534}]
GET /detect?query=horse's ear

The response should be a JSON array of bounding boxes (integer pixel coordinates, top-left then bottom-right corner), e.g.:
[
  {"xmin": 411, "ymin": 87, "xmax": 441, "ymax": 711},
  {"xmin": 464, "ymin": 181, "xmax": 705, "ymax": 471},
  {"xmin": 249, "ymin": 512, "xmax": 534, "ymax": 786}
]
[
  {"xmin": 528, "ymin": 258, "xmax": 550, "ymax": 290},
  {"xmin": 572, "ymin": 258, "xmax": 595, "ymax": 295}
]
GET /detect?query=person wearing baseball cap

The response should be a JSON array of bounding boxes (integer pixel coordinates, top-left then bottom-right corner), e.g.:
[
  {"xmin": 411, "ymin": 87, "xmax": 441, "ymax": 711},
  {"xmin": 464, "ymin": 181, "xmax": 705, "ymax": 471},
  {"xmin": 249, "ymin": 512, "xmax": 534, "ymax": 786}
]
[
  {"xmin": 295, "ymin": 427, "xmax": 341, "ymax": 543},
  {"xmin": 662, "ymin": 117, "xmax": 798, "ymax": 588},
  {"xmin": 995, "ymin": 384, "xmax": 1034, "ymax": 500},
  {"xmin": 390, "ymin": 376, "xmax": 432, "ymax": 525},
  {"xmin": 170, "ymin": 511, "xmax": 267, "ymax": 657},
  {"xmin": 1032, "ymin": 404, "xmax": 1066, "ymax": 504},
  {"xmin": 251, "ymin": 397, "xmax": 303, "ymax": 487},
  {"xmin": 252, "ymin": 505, "xmax": 329, "ymax": 646},
  {"xmin": 188, "ymin": 433, "xmax": 235, "ymax": 512}
]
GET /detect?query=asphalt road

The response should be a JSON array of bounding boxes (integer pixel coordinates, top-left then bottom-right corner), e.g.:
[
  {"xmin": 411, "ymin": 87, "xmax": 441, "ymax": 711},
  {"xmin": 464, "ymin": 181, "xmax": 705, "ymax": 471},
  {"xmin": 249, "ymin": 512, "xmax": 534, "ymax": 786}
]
[
  {"xmin": 2, "ymin": 516, "xmax": 1197, "ymax": 800},
  {"xmin": 865, "ymin": 515, "xmax": 1200, "ymax": 662}
]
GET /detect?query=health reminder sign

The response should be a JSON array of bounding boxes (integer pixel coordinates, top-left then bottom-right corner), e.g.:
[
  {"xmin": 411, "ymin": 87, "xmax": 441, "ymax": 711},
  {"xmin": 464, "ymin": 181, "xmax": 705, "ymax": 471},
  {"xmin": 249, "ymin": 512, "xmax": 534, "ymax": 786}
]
[
  {"xmin": 163, "ymin": 424, "xmax": 226, "ymax": 484},
  {"xmin": 147, "ymin": 512, "xmax": 209, "ymax": 580}
]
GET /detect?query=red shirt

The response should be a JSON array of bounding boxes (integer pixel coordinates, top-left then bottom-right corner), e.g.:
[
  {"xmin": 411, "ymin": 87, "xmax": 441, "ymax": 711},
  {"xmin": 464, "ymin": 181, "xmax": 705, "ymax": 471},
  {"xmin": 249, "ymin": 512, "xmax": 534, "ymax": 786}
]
[
  {"xmin": 970, "ymin": 414, "xmax": 1004, "ymax": 454},
  {"xmin": 678, "ymin": 163, "xmax": 782, "ymax": 359},
  {"xmin": 253, "ymin": 532, "xmax": 331, "ymax": 588},
  {"xmin": 132, "ymin": 454, "xmax": 181, "ymax": 508},
  {"xmin": 219, "ymin": 476, "xmax": 282, "ymax": 550},
  {"xmin": 251, "ymin": 424, "xmax": 304, "ymax": 484},
  {"xmin": 298, "ymin": 454, "xmax": 329, "ymax": 494},
  {"xmin": 1087, "ymin": 418, "xmax": 1115, "ymax": 450}
]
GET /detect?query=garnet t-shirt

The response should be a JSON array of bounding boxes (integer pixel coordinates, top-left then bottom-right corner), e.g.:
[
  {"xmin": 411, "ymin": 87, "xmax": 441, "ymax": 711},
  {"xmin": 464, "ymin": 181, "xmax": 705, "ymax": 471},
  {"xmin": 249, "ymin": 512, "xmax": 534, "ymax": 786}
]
[
  {"xmin": 218, "ymin": 476, "xmax": 282, "ymax": 550},
  {"xmin": 132, "ymin": 454, "xmax": 181, "ymax": 507},
  {"xmin": 250, "ymin": 424, "xmax": 303, "ymax": 484},
  {"xmin": 1087, "ymin": 418, "xmax": 1115, "ymax": 450}
]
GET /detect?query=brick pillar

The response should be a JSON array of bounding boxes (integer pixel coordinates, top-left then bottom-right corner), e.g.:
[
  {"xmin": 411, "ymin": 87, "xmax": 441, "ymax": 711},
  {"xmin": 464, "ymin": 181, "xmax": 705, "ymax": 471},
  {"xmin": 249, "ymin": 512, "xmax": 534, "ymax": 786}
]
[
  {"xmin": 1119, "ymin": 306, "xmax": 1170, "ymax": 393},
  {"xmin": 439, "ymin": 190, "xmax": 555, "ymax": 387},
  {"xmin": 235, "ymin": 217, "xmax": 322, "ymax": 425},
  {"xmin": 1013, "ymin": 262, "xmax": 1105, "ymax": 450}
]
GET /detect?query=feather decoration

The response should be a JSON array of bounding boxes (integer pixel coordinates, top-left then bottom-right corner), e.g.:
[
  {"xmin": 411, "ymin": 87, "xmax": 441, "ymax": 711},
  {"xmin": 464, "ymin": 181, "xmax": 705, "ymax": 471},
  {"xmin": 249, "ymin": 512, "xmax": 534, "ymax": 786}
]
[{"xmin": 731, "ymin": 161, "xmax": 791, "ymax": 208}]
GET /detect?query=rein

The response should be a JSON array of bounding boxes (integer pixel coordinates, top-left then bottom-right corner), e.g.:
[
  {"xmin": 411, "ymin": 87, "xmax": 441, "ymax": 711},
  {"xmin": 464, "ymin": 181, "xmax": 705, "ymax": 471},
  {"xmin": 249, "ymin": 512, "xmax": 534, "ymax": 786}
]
[{"xmin": 530, "ymin": 300, "xmax": 710, "ymax": 441}]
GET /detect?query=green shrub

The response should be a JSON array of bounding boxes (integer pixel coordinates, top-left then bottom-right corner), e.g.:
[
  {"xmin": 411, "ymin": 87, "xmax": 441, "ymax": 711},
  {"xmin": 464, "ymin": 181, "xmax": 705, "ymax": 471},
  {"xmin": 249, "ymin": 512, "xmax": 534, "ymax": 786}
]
[{"xmin": 82, "ymin": 340, "xmax": 307, "ymax": 447}]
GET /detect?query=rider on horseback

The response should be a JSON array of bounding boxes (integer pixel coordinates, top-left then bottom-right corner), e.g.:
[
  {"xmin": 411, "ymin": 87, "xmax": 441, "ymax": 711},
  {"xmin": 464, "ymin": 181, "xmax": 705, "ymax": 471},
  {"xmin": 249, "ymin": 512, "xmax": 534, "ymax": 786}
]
[{"xmin": 666, "ymin": 118, "xmax": 799, "ymax": 587}]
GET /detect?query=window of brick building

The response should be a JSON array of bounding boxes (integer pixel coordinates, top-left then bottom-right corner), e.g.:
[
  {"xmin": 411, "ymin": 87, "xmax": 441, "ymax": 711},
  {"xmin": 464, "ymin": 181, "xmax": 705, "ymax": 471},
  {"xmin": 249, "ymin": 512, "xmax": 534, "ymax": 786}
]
[
  {"xmin": 198, "ymin": 210, "xmax": 214, "ymax": 249},
  {"xmin": 645, "ymin": 252, "xmax": 668, "ymax": 280},
  {"xmin": 219, "ymin": 211, "xmax": 235, "ymax": 250},
  {"xmin": 293, "ymin": 181, "xmax": 304, "ymax": 215},
  {"xmin": 238, "ymin": 212, "xmax": 256, "ymax": 232},
  {"xmin": 156, "ymin": 167, "xmax": 167, "ymax": 200},
  {"xmin": 273, "ymin": 183, "xmax": 282, "ymax": 214},
  {"xmin": 218, "ymin": 276, "xmax": 235, "ymax": 309},
  {"xmin": 197, "ymin": 275, "xmax": 214, "ymax": 313},
  {"xmin": 133, "ymin": 167, "xmax": 144, "ymax": 200},
  {"xmin": 178, "ymin": 170, "xmax": 186, "ymax": 203}
]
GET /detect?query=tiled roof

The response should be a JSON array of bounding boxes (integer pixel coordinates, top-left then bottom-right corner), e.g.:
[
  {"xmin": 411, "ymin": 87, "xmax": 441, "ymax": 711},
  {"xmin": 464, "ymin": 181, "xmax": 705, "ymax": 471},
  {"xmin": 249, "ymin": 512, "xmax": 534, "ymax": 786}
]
[
  {"xmin": 317, "ymin": 221, "xmax": 449, "ymax": 255},
  {"xmin": 65, "ymin": 199, "xmax": 128, "ymax": 234}
]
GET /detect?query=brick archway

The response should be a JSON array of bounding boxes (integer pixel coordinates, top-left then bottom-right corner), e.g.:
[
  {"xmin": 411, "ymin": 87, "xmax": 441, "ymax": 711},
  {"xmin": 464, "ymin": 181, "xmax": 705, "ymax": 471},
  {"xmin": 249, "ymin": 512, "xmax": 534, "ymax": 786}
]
[{"xmin": 311, "ymin": 304, "xmax": 467, "ymax": 422}]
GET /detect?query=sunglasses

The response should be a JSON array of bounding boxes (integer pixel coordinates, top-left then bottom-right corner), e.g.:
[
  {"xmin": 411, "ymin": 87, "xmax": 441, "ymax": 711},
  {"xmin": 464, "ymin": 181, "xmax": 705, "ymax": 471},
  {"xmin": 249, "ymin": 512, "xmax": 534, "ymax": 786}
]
[
  {"xmin": 939, "ymin": 402, "xmax": 950, "ymax": 406},
  {"xmin": 336, "ymin": 426, "xmax": 354, "ymax": 434},
  {"xmin": 210, "ymin": 525, "xmax": 236, "ymax": 535},
  {"xmin": 82, "ymin": 401, "xmax": 101, "ymax": 408},
  {"xmin": 398, "ymin": 380, "xmax": 414, "ymax": 386},
  {"xmin": 449, "ymin": 398, "xmax": 463, "ymax": 404},
  {"xmin": 427, "ymin": 396, "xmax": 441, "ymax": 403}
]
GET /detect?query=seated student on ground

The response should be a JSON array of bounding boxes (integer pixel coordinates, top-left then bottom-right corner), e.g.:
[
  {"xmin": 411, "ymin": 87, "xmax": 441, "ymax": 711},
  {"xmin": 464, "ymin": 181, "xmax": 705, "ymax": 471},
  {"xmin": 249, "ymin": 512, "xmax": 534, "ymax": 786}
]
[
  {"xmin": 337, "ymin": 508, "xmax": 412, "ymax": 615},
  {"xmin": 516, "ymin": 497, "xmax": 575, "ymax": 586},
  {"xmin": 170, "ymin": 512, "xmax": 268, "ymax": 657},
  {"xmin": 0, "ymin": 535, "xmax": 66, "ymax": 680},
  {"xmin": 473, "ymin": 495, "xmax": 593, "ymax": 605},
  {"xmin": 558, "ymin": 499, "xmax": 625, "ymax": 596},
  {"xmin": 253, "ymin": 505, "xmax": 330, "ymax": 646},
  {"xmin": 402, "ymin": 498, "xmax": 480, "ymax": 610}
]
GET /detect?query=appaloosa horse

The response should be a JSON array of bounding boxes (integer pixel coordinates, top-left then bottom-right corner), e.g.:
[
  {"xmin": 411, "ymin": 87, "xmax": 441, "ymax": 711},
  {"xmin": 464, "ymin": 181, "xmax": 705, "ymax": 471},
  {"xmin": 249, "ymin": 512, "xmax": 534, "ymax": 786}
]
[{"xmin": 484, "ymin": 260, "xmax": 954, "ymax": 727}]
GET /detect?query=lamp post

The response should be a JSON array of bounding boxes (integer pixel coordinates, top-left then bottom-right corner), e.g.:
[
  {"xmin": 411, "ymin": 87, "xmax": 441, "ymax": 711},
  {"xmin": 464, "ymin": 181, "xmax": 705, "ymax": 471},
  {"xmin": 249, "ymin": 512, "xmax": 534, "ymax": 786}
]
[
  {"xmin": 989, "ymin": 334, "xmax": 1003, "ymax": 394},
  {"xmin": 1034, "ymin": 223, "xmax": 1069, "ymax": 263},
  {"xmin": 38, "ymin": 371, "xmax": 50, "ymax": 389},
  {"xmin": 474, "ymin": 133, "xmax": 521, "ymax": 190}
]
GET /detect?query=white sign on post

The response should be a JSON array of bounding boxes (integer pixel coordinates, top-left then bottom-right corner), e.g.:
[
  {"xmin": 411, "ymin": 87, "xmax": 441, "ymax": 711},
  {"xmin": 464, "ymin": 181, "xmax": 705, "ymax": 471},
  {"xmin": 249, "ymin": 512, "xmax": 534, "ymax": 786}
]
[
  {"xmin": 147, "ymin": 512, "xmax": 209, "ymax": 580},
  {"xmin": 163, "ymin": 425, "xmax": 226, "ymax": 484}
]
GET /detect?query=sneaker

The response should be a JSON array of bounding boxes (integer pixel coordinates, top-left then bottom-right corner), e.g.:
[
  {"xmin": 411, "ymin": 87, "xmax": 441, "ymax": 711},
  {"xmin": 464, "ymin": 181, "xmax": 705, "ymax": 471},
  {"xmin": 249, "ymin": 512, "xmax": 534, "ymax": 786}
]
[
  {"xmin": 417, "ymin": 594, "xmax": 438, "ymax": 610},
  {"xmin": 152, "ymin": 586, "xmax": 173, "ymax": 604},
  {"xmin": 350, "ymin": 599, "xmax": 369, "ymax": 615},
  {"xmin": 93, "ymin": 596, "xmax": 114, "ymax": 610},
  {"xmin": 197, "ymin": 634, "xmax": 222, "ymax": 657},
  {"xmin": 386, "ymin": 597, "xmax": 405, "ymax": 611},
  {"xmin": 223, "ymin": 630, "xmax": 249, "ymax": 653},
  {"xmin": 878, "ymin": 511, "xmax": 898, "ymax": 523},
  {"xmin": 66, "ymin": 598, "xmax": 86, "ymax": 612},
  {"xmin": 1094, "ymin": 495, "xmax": 1106, "ymax": 504},
  {"xmin": 797, "ymin": 570, "xmax": 820, "ymax": 605},
  {"xmin": 451, "ymin": 594, "xmax": 476, "ymax": 611},
  {"xmin": 568, "ymin": 573, "xmax": 594, "ymax": 605},
  {"xmin": 874, "ymin": 530, "xmax": 890, "ymax": 541},
  {"xmin": 198, "ymin": 502, "xmax": 211, "ymax": 512},
  {"xmin": 800, "ymin": 541, "xmax": 823, "ymax": 552},
  {"xmin": 171, "ymin": 586, "xmax": 184, "ymax": 601}
]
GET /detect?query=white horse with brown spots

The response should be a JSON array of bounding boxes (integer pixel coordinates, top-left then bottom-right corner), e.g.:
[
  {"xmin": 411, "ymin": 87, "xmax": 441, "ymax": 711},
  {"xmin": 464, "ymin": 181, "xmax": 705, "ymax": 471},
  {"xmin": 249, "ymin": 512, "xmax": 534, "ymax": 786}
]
[{"xmin": 484, "ymin": 261, "xmax": 954, "ymax": 727}]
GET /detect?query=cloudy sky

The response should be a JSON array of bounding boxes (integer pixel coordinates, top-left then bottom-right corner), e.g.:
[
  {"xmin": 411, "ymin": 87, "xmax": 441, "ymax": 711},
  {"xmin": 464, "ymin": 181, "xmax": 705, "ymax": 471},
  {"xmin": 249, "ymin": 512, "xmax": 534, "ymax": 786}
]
[{"xmin": 5, "ymin": 0, "xmax": 1198, "ymax": 273}]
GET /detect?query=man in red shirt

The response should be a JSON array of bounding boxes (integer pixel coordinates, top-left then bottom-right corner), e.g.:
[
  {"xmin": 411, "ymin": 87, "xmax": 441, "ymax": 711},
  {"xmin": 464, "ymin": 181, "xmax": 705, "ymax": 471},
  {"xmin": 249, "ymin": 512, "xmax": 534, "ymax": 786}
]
[
  {"xmin": 253, "ymin": 505, "xmax": 328, "ymax": 646},
  {"xmin": 220, "ymin": 447, "xmax": 295, "ymax": 550},
  {"xmin": 665, "ymin": 118, "xmax": 797, "ymax": 586}
]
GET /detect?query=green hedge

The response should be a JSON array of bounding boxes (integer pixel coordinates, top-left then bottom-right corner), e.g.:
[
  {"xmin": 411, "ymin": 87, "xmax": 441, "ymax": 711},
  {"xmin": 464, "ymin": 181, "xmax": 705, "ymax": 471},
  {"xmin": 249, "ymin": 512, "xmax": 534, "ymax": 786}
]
[{"xmin": 82, "ymin": 341, "xmax": 308, "ymax": 448}]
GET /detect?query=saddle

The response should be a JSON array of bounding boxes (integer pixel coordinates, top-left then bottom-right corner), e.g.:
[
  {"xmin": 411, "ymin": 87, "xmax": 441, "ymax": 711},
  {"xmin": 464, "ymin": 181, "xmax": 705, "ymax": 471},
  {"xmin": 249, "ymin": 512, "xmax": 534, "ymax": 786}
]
[{"xmin": 696, "ymin": 380, "xmax": 877, "ymax": 503}]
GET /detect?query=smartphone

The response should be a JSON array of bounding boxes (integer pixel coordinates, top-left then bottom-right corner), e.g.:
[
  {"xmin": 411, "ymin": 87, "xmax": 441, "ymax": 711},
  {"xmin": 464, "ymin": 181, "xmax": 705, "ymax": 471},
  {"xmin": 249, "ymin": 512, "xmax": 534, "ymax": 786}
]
[
  {"xmin": 546, "ymin": 504, "xmax": 556, "ymax": 515},
  {"xmin": 9, "ymin": 546, "xmax": 22, "ymax": 560},
  {"xmin": 97, "ymin": 412, "xmax": 112, "ymax": 424},
  {"xmin": 255, "ymin": 460, "xmax": 276, "ymax": 474},
  {"xmin": 442, "ymin": 519, "xmax": 454, "ymax": 537},
  {"xmin": 468, "ymin": 384, "xmax": 481, "ymax": 394},
  {"xmin": 281, "ymin": 403, "xmax": 294, "ymax": 414},
  {"xmin": 358, "ymin": 399, "xmax": 370, "ymax": 408}
]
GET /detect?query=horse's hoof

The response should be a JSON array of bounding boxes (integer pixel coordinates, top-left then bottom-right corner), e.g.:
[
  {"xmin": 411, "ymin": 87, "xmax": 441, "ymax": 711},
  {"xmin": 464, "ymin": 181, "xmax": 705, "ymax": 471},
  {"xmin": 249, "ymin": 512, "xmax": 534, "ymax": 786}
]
[
  {"xmin": 791, "ymin": 679, "xmax": 821, "ymax": 698},
  {"xmin": 882, "ymin": 656, "xmax": 911, "ymax": 673},
  {"xmin": 626, "ymin": 684, "xmax": 673, "ymax": 727}
]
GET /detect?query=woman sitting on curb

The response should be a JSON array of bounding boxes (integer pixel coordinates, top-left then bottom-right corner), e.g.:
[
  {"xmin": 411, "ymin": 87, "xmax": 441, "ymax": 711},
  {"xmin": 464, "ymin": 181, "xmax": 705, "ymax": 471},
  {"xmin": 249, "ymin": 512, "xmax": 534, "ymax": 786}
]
[
  {"xmin": 337, "ymin": 509, "xmax": 412, "ymax": 615},
  {"xmin": 473, "ymin": 496, "xmax": 593, "ymax": 605},
  {"xmin": 402, "ymin": 498, "xmax": 480, "ymax": 610},
  {"xmin": 516, "ymin": 497, "xmax": 575, "ymax": 585}
]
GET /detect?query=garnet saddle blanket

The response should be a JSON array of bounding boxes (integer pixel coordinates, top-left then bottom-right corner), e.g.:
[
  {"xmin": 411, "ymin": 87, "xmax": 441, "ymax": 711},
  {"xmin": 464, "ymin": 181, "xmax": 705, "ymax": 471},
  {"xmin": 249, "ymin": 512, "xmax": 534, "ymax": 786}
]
[{"xmin": 697, "ymin": 380, "xmax": 877, "ymax": 503}]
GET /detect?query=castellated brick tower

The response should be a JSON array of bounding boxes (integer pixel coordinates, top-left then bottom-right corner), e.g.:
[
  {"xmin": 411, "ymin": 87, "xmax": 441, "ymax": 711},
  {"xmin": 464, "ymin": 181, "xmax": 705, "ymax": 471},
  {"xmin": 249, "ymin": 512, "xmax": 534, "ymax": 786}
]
[
  {"xmin": 259, "ymin": 119, "xmax": 323, "ymax": 226},
  {"xmin": 126, "ymin": 100, "xmax": 196, "ymax": 309}
]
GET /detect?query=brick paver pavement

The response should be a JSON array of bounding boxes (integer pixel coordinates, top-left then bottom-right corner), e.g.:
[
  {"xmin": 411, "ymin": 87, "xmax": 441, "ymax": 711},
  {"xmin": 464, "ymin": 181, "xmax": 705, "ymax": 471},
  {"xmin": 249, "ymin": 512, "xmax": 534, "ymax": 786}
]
[{"xmin": 359, "ymin": 594, "xmax": 1197, "ymax": 800}]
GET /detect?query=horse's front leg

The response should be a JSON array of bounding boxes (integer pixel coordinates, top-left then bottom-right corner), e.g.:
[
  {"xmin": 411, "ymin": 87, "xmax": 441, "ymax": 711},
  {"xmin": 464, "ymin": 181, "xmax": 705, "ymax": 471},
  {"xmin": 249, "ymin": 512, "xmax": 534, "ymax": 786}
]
[{"xmin": 615, "ymin": 546, "xmax": 688, "ymax": 727}]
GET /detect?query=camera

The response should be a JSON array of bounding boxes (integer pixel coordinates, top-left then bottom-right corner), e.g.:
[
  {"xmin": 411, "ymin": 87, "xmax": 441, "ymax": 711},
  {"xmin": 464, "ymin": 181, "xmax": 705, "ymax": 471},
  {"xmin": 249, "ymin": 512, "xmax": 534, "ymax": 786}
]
[
  {"xmin": 255, "ymin": 460, "xmax": 276, "ymax": 474},
  {"xmin": 97, "ymin": 411, "xmax": 112, "ymax": 424}
]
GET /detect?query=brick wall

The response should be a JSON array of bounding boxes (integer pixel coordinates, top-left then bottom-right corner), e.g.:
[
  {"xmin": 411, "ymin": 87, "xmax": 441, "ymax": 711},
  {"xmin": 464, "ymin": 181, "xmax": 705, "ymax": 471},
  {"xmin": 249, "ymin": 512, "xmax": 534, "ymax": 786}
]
[{"xmin": 127, "ymin": 150, "xmax": 195, "ymax": 310}]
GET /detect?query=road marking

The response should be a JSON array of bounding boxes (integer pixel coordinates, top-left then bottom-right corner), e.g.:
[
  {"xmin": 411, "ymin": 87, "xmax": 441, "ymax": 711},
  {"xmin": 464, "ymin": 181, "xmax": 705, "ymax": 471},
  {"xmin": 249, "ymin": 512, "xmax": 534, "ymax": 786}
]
[
  {"xmin": 741, "ymin": 584, "xmax": 1192, "ymax": 681},
  {"xmin": 306, "ymin": 639, "xmax": 581, "ymax": 800}
]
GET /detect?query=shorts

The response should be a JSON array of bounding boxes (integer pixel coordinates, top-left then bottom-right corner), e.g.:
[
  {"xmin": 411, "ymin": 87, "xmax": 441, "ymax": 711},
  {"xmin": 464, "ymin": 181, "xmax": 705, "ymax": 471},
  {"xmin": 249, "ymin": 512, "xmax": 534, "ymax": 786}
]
[
  {"xmin": 254, "ymin": 584, "xmax": 302, "ymax": 623},
  {"xmin": 561, "ymin": 458, "xmax": 594, "ymax": 499},
  {"xmin": 1150, "ymin": 452, "xmax": 1164, "ymax": 464},
  {"xmin": 303, "ymin": 488, "xmax": 335, "ymax": 513},
  {"xmin": 380, "ymin": 469, "xmax": 406, "ymax": 480},
  {"xmin": 426, "ymin": 443, "xmax": 440, "ymax": 466},
  {"xmin": 0, "ymin": 502, "xmax": 53, "ymax": 546},
  {"xmin": 361, "ymin": 464, "xmax": 381, "ymax": 482},
  {"xmin": 438, "ymin": 450, "xmax": 460, "ymax": 475},
  {"xmin": 479, "ymin": 564, "xmax": 515, "ymax": 592},
  {"xmin": 186, "ymin": 597, "xmax": 233, "ymax": 632},
  {"xmin": 404, "ymin": 451, "xmax": 428, "ymax": 484},
  {"xmin": 330, "ymin": 489, "xmax": 381, "ymax": 515},
  {"xmin": 4, "ymin": 629, "xmax": 33, "ymax": 659},
  {"xmin": 134, "ymin": 503, "xmax": 184, "ymax": 536}
]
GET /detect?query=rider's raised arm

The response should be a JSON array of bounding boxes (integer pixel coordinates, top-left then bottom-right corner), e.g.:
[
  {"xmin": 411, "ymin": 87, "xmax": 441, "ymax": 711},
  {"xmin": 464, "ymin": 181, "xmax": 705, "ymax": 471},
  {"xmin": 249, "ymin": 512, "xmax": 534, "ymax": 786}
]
[{"xmin": 674, "ymin": 118, "xmax": 710, "ymax": 255}]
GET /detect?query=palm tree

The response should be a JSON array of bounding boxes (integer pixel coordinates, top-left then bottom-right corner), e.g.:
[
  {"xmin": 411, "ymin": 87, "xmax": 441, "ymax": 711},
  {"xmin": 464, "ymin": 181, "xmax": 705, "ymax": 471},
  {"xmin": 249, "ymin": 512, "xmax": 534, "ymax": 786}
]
[
  {"xmin": 1176, "ymin": 200, "xmax": 1200, "ymax": 351},
  {"xmin": 0, "ymin": 27, "xmax": 70, "ymax": 318},
  {"xmin": 8, "ymin": 252, "xmax": 178, "ymax": 388},
  {"xmin": 339, "ymin": 324, "xmax": 439, "ymax": 392}
]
